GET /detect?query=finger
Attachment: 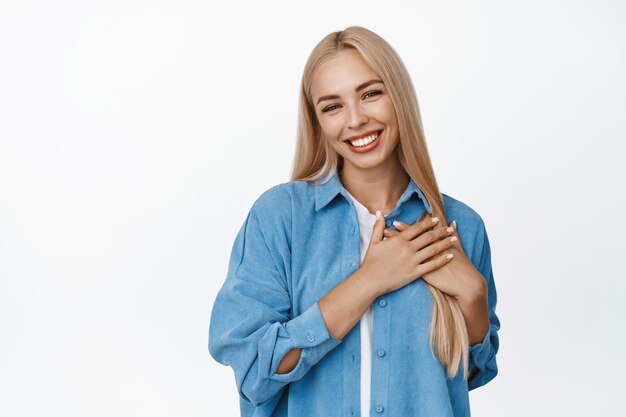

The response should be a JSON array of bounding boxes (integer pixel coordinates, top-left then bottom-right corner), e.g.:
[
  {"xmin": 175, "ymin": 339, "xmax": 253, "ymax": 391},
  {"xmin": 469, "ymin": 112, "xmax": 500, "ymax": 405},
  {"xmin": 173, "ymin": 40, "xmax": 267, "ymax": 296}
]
[
  {"xmin": 370, "ymin": 211, "xmax": 386, "ymax": 243},
  {"xmin": 423, "ymin": 246, "xmax": 461, "ymax": 265},
  {"xmin": 383, "ymin": 226, "xmax": 442, "ymax": 240},
  {"xmin": 446, "ymin": 221, "xmax": 459, "ymax": 239},
  {"xmin": 447, "ymin": 220, "xmax": 467, "ymax": 255},
  {"xmin": 413, "ymin": 231, "xmax": 457, "ymax": 262},
  {"xmin": 416, "ymin": 250, "xmax": 454, "ymax": 276},
  {"xmin": 401, "ymin": 211, "xmax": 437, "ymax": 230},
  {"xmin": 393, "ymin": 216, "xmax": 440, "ymax": 241},
  {"xmin": 407, "ymin": 222, "xmax": 455, "ymax": 252},
  {"xmin": 393, "ymin": 220, "xmax": 407, "ymax": 230}
]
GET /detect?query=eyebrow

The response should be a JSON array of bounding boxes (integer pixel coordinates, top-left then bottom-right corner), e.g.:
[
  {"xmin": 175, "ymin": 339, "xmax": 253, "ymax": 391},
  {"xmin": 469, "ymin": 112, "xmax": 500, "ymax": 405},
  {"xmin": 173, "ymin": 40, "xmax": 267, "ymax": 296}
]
[{"xmin": 315, "ymin": 79, "xmax": 384, "ymax": 106}]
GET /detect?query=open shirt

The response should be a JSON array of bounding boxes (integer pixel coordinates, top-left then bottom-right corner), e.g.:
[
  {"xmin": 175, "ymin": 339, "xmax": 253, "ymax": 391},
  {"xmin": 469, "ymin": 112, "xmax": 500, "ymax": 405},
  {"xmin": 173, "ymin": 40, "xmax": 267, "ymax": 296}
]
[{"xmin": 208, "ymin": 172, "xmax": 500, "ymax": 417}]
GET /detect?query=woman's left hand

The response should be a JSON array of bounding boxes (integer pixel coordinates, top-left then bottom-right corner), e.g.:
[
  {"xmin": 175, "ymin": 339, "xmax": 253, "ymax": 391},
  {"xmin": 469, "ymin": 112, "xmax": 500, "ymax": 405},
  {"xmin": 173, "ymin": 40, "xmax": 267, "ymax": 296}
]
[{"xmin": 383, "ymin": 220, "xmax": 486, "ymax": 301}]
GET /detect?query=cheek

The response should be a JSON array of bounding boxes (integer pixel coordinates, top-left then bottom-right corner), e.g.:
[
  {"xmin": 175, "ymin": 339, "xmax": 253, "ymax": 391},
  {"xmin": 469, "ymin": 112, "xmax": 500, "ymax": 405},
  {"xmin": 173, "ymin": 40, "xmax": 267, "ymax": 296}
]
[
  {"xmin": 373, "ymin": 98, "xmax": 398, "ymax": 126},
  {"xmin": 319, "ymin": 117, "xmax": 344, "ymax": 139}
]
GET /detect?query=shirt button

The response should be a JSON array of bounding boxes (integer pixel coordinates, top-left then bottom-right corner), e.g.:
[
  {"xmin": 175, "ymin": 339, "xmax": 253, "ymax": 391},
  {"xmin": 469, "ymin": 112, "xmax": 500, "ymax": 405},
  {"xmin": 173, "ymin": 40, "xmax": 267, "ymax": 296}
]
[
  {"xmin": 307, "ymin": 335, "xmax": 315, "ymax": 343},
  {"xmin": 377, "ymin": 349, "xmax": 386, "ymax": 357},
  {"xmin": 378, "ymin": 299, "xmax": 387, "ymax": 307},
  {"xmin": 375, "ymin": 404, "xmax": 384, "ymax": 413},
  {"xmin": 386, "ymin": 219, "xmax": 392, "ymax": 227}
]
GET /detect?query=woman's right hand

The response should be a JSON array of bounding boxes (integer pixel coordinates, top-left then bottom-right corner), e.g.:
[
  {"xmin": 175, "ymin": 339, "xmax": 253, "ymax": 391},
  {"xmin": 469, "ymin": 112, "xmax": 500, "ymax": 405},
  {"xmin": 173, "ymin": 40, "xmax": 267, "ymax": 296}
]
[{"xmin": 360, "ymin": 213, "xmax": 457, "ymax": 297}]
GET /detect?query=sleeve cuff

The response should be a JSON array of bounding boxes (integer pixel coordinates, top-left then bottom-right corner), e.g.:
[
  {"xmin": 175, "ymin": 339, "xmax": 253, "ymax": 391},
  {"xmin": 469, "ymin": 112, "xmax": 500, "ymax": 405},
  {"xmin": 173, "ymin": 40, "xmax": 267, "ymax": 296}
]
[
  {"xmin": 269, "ymin": 301, "xmax": 342, "ymax": 382},
  {"xmin": 468, "ymin": 325, "xmax": 494, "ymax": 370}
]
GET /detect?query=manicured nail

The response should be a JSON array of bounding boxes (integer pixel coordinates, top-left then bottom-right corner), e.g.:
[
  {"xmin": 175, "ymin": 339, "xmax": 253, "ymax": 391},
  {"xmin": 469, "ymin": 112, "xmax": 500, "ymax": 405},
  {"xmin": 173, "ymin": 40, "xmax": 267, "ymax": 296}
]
[
  {"xmin": 393, "ymin": 220, "xmax": 402, "ymax": 227},
  {"xmin": 450, "ymin": 236, "xmax": 457, "ymax": 242},
  {"xmin": 446, "ymin": 253, "xmax": 454, "ymax": 260},
  {"xmin": 376, "ymin": 210, "xmax": 381, "ymax": 219},
  {"xmin": 431, "ymin": 217, "xmax": 439, "ymax": 223},
  {"xmin": 447, "ymin": 227, "xmax": 453, "ymax": 233},
  {"xmin": 452, "ymin": 220, "xmax": 457, "ymax": 230}
]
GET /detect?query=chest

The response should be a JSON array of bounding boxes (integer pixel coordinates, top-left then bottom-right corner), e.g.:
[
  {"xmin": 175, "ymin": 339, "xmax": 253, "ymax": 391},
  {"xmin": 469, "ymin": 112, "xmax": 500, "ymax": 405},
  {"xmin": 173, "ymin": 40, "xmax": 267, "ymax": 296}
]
[{"xmin": 287, "ymin": 197, "xmax": 432, "ymax": 318}]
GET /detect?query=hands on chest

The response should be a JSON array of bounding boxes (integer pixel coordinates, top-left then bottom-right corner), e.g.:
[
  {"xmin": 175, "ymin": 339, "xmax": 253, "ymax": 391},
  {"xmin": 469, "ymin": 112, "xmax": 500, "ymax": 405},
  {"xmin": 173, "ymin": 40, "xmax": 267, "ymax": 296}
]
[
  {"xmin": 381, "ymin": 217, "xmax": 487, "ymax": 301},
  {"xmin": 378, "ymin": 216, "xmax": 490, "ymax": 345},
  {"xmin": 360, "ymin": 213, "xmax": 461, "ymax": 297}
]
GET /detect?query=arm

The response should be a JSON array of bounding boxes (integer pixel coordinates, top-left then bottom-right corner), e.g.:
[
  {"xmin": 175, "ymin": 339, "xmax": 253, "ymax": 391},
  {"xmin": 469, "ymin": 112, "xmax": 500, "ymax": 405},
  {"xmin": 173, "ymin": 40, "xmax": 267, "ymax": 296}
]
[
  {"xmin": 465, "ymin": 218, "xmax": 500, "ymax": 390},
  {"xmin": 276, "ymin": 267, "xmax": 380, "ymax": 374},
  {"xmin": 208, "ymin": 204, "xmax": 342, "ymax": 406},
  {"xmin": 457, "ymin": 289, "xmax": 490, "ymax": 346}
]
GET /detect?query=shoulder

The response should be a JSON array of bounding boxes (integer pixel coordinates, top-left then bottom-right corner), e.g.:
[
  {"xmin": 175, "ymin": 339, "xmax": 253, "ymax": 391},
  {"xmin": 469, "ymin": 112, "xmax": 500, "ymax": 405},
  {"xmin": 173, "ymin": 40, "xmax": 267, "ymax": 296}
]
[
  {"xmin": 250, "ymin": 179, "xmax": 314, "ymax": 215},
  {"xmin": 441, "ymin": 193, "xmax": 485, "ymax": 228},
  {"xmin": 247, "ymin": 179, "xmax": 316, "ymax": 236}
]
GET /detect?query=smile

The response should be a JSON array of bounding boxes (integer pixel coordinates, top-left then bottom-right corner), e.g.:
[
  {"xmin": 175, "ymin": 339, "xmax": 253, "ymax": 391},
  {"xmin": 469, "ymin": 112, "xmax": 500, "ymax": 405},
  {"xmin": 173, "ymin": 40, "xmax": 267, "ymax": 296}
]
[{"xmin": 343, "ymin": 130, "xmax": 383, "ymax": 153}]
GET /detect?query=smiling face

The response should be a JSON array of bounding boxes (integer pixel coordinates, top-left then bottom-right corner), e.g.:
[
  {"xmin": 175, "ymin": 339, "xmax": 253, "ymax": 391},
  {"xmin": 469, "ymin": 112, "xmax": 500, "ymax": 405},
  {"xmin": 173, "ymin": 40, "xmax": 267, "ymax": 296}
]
[{"xmin": 310, "ymin": 48, "xmax": 401, "ymax": 174}]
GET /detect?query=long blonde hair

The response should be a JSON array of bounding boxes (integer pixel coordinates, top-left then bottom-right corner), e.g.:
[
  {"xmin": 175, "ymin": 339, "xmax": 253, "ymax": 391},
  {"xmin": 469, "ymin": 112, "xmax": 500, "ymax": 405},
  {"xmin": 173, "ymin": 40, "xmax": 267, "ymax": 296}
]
[{"xmin": 291, "ymin": 26, "xmax": 469, "ymax": 379}]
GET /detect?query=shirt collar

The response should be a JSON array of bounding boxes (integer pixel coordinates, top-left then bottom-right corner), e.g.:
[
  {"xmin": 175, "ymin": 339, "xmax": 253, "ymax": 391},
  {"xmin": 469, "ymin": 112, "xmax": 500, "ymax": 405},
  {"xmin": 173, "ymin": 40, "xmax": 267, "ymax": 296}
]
[{"xmin": 313, "ymin": 171, "xmax": 432, "ymax": 214}]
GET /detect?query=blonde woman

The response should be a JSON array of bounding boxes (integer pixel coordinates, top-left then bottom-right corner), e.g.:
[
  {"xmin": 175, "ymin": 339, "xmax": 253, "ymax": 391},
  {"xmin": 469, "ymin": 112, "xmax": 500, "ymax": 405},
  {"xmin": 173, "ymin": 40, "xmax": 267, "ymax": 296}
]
[{"xmin": 209, "ymin": 26, "xmax": 500, "ymax": 417}]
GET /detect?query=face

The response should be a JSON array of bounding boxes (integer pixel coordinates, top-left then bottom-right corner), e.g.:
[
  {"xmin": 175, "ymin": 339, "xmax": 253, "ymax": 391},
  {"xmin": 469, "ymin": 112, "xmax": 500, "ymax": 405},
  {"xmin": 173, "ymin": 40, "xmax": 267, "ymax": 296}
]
[{"xmin": 310, "ymin": 48, "xmax": 401, "ymax": 173}]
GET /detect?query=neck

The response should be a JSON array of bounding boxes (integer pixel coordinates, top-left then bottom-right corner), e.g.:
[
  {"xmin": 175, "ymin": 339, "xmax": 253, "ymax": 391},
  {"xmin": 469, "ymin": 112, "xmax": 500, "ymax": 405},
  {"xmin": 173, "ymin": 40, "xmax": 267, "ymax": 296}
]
[{"xmin": 339, "ymin": 159, "xmax": 410, "ymax": 215}]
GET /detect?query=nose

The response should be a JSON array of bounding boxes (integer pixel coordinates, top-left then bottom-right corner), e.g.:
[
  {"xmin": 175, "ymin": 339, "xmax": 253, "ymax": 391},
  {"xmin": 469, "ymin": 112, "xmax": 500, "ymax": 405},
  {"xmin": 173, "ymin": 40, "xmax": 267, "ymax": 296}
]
[{"xmin": 346, "ymin": 103, "xmax": 368, "ymax": 129}]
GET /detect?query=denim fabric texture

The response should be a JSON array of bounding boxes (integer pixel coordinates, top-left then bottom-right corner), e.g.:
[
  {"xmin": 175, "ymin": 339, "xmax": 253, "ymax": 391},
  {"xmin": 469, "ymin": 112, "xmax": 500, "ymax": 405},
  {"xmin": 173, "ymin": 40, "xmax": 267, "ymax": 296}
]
[{"xmin": 208, "ymin": 172, "xmax": 500, "ymax": 417}]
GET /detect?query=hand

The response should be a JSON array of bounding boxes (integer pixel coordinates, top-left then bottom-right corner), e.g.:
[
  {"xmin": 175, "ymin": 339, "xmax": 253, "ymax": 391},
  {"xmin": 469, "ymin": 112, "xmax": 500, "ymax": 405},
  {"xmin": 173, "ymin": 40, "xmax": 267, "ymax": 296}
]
[
  {"xmin": 360, "ymin": 212, "xmax": 457, "ymax": 297},
  {"xmin": 384, "ymin": 220, "xmax": 487, "ymax": 301}
]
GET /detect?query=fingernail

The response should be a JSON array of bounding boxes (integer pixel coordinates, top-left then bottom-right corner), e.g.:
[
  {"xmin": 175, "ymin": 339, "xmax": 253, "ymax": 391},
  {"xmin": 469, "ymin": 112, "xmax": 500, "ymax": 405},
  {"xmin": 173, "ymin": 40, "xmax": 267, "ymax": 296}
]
[
  {"xmin": 376, "ymin": 210, "xmax": 381, "ymax": 219},
  {"xmin": 431, "ymin": 217, "xmax": 439, "ymax": 223},
  {"xmin": 452, "ymin": 220, "xmax": 457, "ymax": 230},
  {"xmin": 393, "ymin": 220, "xmax": 402, "ymax": 228}
]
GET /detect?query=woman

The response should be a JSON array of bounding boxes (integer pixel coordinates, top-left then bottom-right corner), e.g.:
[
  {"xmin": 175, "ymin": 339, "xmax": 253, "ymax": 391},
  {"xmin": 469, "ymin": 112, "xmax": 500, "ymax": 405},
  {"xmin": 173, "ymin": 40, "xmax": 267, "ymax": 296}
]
[{"xmin": 209, "ymin": 26, "xmax": 500, "ymax": 417}]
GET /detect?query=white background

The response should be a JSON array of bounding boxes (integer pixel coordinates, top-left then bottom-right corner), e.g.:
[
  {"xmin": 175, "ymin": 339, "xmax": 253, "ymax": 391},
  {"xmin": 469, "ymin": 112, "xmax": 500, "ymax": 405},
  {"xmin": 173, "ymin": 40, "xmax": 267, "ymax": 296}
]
[{"xmin": 1, "ymin": 1, "xmax": 625, "ymax": 416}]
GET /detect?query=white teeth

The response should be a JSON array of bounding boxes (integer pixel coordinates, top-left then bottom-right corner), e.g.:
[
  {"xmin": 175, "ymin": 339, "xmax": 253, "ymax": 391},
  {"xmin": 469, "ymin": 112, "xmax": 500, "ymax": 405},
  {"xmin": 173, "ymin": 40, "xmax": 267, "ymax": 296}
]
[{"xmin": 349, "ymin": 132, "xmax": 378, "ymax": 147}]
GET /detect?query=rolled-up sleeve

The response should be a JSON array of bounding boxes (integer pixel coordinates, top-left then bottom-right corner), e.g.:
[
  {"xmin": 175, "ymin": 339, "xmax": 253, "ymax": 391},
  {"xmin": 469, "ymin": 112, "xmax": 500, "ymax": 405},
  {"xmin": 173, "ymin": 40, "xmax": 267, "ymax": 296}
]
[
  {"xmin": 467, "ymin": 218, "xmax": 500, "ymax": 391},
  {"xmin": 208, "ymin": 202, "xmax": 342, "ymax": 406}
]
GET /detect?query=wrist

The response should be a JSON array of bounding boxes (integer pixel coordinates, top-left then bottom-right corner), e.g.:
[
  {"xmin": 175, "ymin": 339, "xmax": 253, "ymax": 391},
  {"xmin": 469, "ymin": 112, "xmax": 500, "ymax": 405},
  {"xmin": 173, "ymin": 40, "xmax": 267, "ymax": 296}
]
[
  {"xmin": 456, "ymin": 290, "xmax": 489, "ymax": 345},
  {"xmin": 455, "ymin": 272, "xmax": 487, "ymax": 303},
  {"xmin": 457, "ymin": 291, "xmax": 487, "ymax": 310},
  {"xmin": 352, "ymin": 266, "xmax": 384, "ymax": 302}
]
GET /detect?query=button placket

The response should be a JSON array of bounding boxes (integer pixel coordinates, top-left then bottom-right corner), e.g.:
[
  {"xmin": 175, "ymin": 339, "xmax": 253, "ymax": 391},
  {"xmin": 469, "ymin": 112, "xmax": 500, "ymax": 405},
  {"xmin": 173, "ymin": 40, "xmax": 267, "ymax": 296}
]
[
  {"xmin": 341, "ymin": 199, "xmax": 364, "ymax": 416},
  {"xmin": 371, "ymin": 289, "xmax": 391, "ymax": 416}
]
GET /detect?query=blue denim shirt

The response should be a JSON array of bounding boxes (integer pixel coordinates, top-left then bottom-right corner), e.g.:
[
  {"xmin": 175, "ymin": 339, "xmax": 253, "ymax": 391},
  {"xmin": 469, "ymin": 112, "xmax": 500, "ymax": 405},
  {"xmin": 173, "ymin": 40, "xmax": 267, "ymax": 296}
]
[{"xmin": 209, "ymin": 172, "xmax": 500, "ymax": 417}]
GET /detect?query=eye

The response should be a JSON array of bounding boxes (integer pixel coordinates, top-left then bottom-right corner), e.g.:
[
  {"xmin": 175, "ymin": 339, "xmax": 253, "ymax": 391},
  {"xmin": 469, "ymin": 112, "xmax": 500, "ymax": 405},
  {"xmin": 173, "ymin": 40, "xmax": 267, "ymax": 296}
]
[
  {"xmin": 363, "ymin": 90, "xmax": 382, "ymax": 99},
  {"xmin": 321, "ymin": 104, "xmax": 340, "ymax": 113}
]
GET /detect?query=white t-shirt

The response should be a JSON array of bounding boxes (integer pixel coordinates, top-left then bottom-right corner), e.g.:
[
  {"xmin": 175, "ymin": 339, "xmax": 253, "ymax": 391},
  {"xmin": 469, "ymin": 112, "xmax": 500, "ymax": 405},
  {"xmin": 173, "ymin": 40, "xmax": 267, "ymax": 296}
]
[{"xmin": 345, "ymin": 190, "xmax": 382, "ymax": 417}]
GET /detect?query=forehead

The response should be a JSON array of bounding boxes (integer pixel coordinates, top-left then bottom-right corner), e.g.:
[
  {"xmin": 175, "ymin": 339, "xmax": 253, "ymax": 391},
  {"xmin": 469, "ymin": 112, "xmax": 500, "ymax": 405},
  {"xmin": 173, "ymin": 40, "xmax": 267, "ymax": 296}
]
[{"xmin": 310, "ymin": 49, "xmax": 380, "ymax": 98}]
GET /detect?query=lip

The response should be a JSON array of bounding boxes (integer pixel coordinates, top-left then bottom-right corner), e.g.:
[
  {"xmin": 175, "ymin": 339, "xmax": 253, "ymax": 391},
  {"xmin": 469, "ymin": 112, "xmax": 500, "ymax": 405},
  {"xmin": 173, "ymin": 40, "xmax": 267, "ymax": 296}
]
[
  {"xmin": 344, "ymin": 129, "xmax": 382, "ymax": 154},
  {"xmin": 343, "ymin": 129, "xmax": 382, "ymax": 142}
]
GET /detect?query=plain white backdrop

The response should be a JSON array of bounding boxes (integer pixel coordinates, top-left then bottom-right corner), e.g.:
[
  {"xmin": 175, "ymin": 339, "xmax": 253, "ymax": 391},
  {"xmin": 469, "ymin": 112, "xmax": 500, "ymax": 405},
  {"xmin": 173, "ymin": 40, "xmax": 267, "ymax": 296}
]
[{"xmin": 1, "ymin": 0, "xmax": 625, "ymax": 416}]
